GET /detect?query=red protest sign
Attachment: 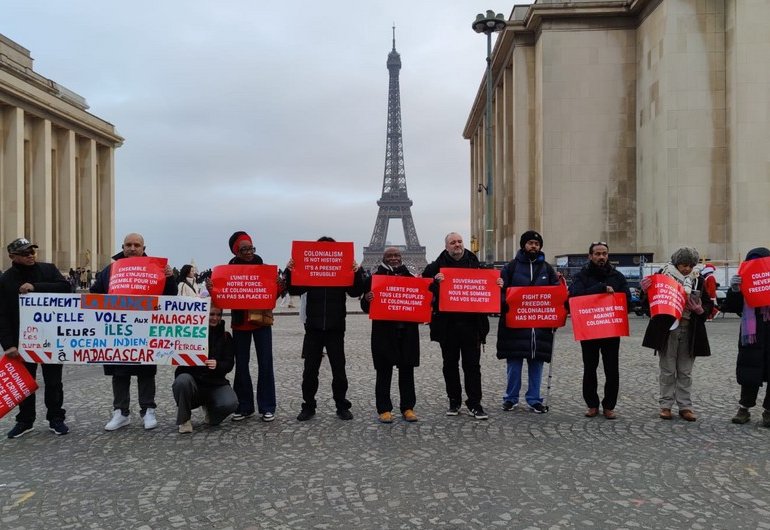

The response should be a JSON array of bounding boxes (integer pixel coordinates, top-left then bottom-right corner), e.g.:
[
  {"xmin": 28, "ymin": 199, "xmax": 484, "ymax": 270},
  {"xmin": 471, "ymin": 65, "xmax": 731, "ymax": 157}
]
[
  {"xmin": 569, "ymin": 293, "xmax": 629, "ymax": 341},
  {"xmin": 0, "ymin": 355, "xmax": 39, "ymax": 420},
  {"xmin": 210, "ymin": 264, "xmax": 278, "ymax": 309},
  {"xmin": 290, "ymin": 241, "xmax": 355, "ymax": 287},
  {"xmin": 108, "ymin": 257, "xmax": 168, "ymax": 295},
  {"xmin": 368, "ymin": 275, "xmax": 433, "ymax": 323},
  {"xmin": 438, "ymin": 268, "xmax": 500, "ymax": 313},
  {"xmin": 738, "ymin": 256, "xmax": 770, "ymax": 307},
  {"xmin": 646, "ymin": 274, "xmax": 686, "ymax": 319},
  {"xmin": 504, "ymin": 285, "xmax": 568, "ymax": 328}
]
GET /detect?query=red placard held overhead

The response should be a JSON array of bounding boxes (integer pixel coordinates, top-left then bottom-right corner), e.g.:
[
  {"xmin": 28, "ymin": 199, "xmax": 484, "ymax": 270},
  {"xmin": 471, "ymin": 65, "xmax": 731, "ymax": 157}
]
[
  {"xmin": 438, "ymin": 268, "xmax": 500, "ymax": 313},
  {"xmin": 108, "ymin": 257, "xmax": 168, "ymax": 295},
  {"xmin": 646, "ymin": 274, "xmax": 686, "ymax": 320},
  {"xmin": 504, "ymin": 285, "xmax": 569, "ymax": 328},
  {"xmin": 738, "ymin": 256, "xmax": 770, "ymax": 307},
  {"xmin": 0, "ymin": 355, "xmax": 39, "ymax": 420},
  {"xmin": 569, "ymin": 293, "xmax": 629, "ymax": 341},
  {"xmin": 368, "ymin": 276, "xmax": 433, "ymax": 323},
  {"xmin": 290, "ymin": 241, "xmax": 355, "ymax": 287},
  {"xmin": 210, "ymin": 264, "xmax": 278, "ymax": 309}
]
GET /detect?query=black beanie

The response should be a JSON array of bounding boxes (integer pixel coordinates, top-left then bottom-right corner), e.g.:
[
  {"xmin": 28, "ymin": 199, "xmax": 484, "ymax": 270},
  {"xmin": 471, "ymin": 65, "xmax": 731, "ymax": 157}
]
[
  {"xmin": 228, "ymin": 231, "xmax": 251, "ymax": 255},
  {"xmin": 520, "ymin": 230, "xmax": 543, "ymax": 249}
]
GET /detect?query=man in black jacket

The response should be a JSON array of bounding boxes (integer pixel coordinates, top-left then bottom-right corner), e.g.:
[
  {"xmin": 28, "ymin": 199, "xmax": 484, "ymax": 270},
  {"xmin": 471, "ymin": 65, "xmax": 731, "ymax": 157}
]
[
  {"xmin": 284, "ymin": 237, "xmax": 365, "ymax": 421},
  {"xmin": 568, "ymin": 242, "xmax": 631, "ymax": 419},
  {"xmin": 0, "ymin": 238, "xmax": 71, "ymax": 438},
  {"xmin": 423, "ymin": 232, "xmax": 496, "ymax": 420}
]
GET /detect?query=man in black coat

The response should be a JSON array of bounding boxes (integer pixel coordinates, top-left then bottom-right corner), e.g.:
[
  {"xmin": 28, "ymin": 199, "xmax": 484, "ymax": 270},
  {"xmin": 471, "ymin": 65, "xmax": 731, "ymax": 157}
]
[
  {"xmin": 423, "ymin": 232, "xmax": 496, "ymax": 420},
  {"xmin": 568, "ymin": 242, "xmax": 631, "ymax": 419},
  {"xmin": 361, "ymin": 247, "xmax": 420, "ymax": 423},
  {"xmin": 0, "ymin": 238, "xmax": 72, "ymax": 438},
  {"xmin": 90, "ymin": 233, "xmax": 177, "ymax": 431}
]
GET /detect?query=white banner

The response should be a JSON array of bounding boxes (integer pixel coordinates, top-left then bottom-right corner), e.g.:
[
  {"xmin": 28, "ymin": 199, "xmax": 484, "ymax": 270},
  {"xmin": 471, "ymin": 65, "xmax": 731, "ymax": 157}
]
[{"xmin": 18, "ymin": 293, "xmax": 209, "ymax": 365}]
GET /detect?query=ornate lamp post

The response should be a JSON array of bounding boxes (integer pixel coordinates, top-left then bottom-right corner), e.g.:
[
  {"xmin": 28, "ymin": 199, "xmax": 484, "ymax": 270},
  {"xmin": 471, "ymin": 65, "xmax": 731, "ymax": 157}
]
[{"xmin": 473, "ymin": 10, "xmax": 506, "ymax": 263}]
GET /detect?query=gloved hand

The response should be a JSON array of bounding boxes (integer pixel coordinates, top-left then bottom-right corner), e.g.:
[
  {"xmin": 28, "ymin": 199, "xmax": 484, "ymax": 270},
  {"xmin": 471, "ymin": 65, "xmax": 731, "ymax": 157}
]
[
  {"xmin": 730, "ymin": 274, "xmax": 742, "ymax": 292},
  {"xmin": 640, "ymin": 276, "xmax": 652, "ymax": 291}
]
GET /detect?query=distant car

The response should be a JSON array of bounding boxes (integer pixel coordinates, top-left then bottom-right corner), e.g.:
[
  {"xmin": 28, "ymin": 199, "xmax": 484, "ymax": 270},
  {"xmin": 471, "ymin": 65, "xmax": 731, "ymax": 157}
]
[{"xmin": 629, "ymin": 286, "xmax": 645, "ymax": 316}]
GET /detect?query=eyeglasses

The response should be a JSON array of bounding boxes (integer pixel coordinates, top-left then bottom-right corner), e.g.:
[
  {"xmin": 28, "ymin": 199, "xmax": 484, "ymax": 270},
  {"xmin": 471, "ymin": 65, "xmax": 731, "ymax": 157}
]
[
  {"xmin": 12, "ymin": 250, "xmax": 36, "ymax": 257},
  {"xmin": 591, "ymin": 241, "xmax": 608, "ymax": 247},
  {"xmin": 238, "ymin": 246, "xmax": 256, "ymax": 252}
]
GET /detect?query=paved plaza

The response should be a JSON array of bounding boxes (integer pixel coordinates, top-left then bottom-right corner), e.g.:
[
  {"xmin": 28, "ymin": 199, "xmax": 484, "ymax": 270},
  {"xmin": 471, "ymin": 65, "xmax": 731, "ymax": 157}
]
[{"xmin": 1, "ymin": 309, "xmax": 769, "ymax": 529}]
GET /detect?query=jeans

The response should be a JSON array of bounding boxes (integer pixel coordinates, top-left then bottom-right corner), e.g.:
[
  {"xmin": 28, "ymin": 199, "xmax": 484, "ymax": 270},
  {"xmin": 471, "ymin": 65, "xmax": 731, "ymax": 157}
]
[
  {"xmin": 232, "ymin": 327, "xmax": 275, "ymax": 415},
  {"xmin": 172, "ymin": 373, "xmax": 238, "ymax": 425},
  {"xmin": 300, "ymin": 328, "xmax": 351, "ymax": 411},
  {"xmin": 504, "ymin": 357, "xmax": 544, "ymax": 406},
  {"xmin": 581, "ymin": 337, "xmax": 620, "ymax": 410},
  {"xmin": 16, "ymin": 362, "xmax": 65, "ymax": 425}
]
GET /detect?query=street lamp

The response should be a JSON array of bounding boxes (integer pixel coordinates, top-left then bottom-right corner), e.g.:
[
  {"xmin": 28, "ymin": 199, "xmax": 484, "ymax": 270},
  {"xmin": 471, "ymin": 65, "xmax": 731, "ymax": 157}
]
[{"xmin": 473, "ymin": 10, "xmax": 506, "ymax": 264}]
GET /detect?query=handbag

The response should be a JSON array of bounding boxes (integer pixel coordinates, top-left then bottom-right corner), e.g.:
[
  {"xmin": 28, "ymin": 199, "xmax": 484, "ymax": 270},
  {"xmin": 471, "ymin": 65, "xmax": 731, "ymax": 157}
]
[{"xmin": 246, "ymin": 309, "xmax": 274, "ymax": 326}]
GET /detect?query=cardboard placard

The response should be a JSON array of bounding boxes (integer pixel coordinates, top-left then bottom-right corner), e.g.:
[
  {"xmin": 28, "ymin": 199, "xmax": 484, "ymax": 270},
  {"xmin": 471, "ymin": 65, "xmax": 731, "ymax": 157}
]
[
  {"xmin": 738, "ymin": 256, "xmax": 770, "ymax": 307},
  {"xmin": 368, "ymin": 275, "xmax": 433, "ymax": 323},
  {"xmin": 646, "ymin": 274, "xmax": 686, "ymax": 320},
  {"xmin": 438, "ymin": 268, "xmax": 500, "ymax": 313},
  {"xmin": 210, "ymin": 264, "xmax": 278, "ymax": 309},
  {"xmin": 0, "ymin": 355, "xmax": 39, "ymax": 420},
  {"xmin": 569, "ymin": 293, "xmax": 629, "ymax": 341},
  {"xmin": 290, "ymin": 241, "xmax": 355, "ymax": 287},
  {"xmin": 108, "ymin": 257, "xmax": 168, "ymax": 295},
  {"xmin": 504, "ymin": 285, "xmax": 568, "ymax": 328}
]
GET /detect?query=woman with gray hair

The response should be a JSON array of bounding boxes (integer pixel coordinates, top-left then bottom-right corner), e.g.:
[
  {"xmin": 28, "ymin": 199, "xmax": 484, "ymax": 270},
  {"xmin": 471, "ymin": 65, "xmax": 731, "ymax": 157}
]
[{"xmin": 640, "ymin": 247, "xmax": 713, "ymax": 421}]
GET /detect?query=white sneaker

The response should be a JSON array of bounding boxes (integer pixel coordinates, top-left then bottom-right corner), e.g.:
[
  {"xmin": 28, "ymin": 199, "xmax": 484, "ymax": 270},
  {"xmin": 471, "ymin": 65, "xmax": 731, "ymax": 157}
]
[
  {"xmin": 105, "ymin": 410, "xmax": 130, "ymax": 431},
  {"xmin": 178, "ymin": 421, "xmax": 193, "ymax": 434},
  {"xmin": 201, "ymin": 406, "xmax": 211, "ymax": 425},
  {"xmin": 143, "ymin": 408, "xmax": 158, "ymax": 430}
]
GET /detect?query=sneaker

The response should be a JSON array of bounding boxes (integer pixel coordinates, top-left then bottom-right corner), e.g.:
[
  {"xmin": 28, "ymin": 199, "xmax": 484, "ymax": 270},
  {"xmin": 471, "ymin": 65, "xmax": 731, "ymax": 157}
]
[
  {"xmin": 105, "ymin": 410, "xmax": 130, "ymax": 431},
  {"xmin": 49, "ymin": 420, "xmax": 69, "ymax": 435},
  {"xmin": 178, "ymin": 421, "xmax": 193, "ymax": 434},
  {"xmin": 731, "ymin": 407, "xmax": 750, "ymax": 425},
  {"xmin": 529, "ymin": 403, "xmax": 549, "ymax": 414},
  {"xmin": 261, "ymin": 412, "xmax": 275, "ymax": 423},
  {"xmin": 143, "ymin": 408, "xmax": 158, "ymax": 430},
  {"xmin": 297, "ymin": 408, "xmax": 315, "ymax": 422},
  {"xmin": 378, "ymin": 411, "xmax": 394, "ymax": 423},
  {"xmin": 201, "ymin": 406, "xmax": 211, "ymax": 425},
  {"xmin": 402, "ymin": 409, "xmax": 418, "ymax": 422},
  {"xmin": 502, "ymin": 401, "xmax": 515, "ymax": 411},
  {"xmin": 468, "ymin": 406, "xmax": 489, "ymax": 420},
  {"xmin": 231, "ymin": 412, "xmax": 255, "ymax": 422},
  {"xmin": 762, "ymin": 409, "xmax": 770, "ymax": 428},
  {"xmin": 336, "ymin": 409, "xmax": 353, "ymax": 421},
  {"xmin": 446, "ymin": 405, "xmax": 461, "ymax": 416},
  {"xmin": 7, "ymin": 422, "xmax": 34, "ymax": 439}
]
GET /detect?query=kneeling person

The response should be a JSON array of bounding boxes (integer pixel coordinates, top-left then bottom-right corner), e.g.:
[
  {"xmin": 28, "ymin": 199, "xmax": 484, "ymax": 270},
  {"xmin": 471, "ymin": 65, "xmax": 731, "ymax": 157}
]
[{"xmin": 172, "ymin": 305, "xmax": 238, "ymax": 433}]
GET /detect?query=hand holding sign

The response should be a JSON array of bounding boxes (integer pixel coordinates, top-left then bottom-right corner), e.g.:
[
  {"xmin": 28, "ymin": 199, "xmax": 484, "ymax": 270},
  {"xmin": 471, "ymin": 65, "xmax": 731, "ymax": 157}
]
[{"xmin": 738, "ymin": 256, "xmax": 770, "ymax": 307}]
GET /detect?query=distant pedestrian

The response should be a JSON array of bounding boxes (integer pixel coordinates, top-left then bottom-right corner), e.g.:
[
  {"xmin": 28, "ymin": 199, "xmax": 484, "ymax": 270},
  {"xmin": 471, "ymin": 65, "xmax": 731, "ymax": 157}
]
[{"xmin": 177, "ymin": 264, "xmax": 200, "ymax": 297}]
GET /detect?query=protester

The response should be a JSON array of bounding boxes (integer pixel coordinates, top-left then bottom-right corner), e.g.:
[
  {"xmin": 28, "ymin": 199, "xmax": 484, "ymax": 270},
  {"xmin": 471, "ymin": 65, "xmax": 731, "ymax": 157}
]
[
  {"xmin": 496, "ymin": 230, "xmax": 559, "ymax": 414},
  {"xmin": 361, "ymin": 247, "xmax": 420, "ymax": 423},
  {"xmin": 641, "ymin": 247, "xmax": 712, "ymax": 421},
  {"xmin": 91, "ymin": 233, "xmax": 177, "ymax": 431},
  {"xmin": 568, "ymin": 241, "xmax": 632, "ymax": 419},
  {"xmin": 726, "ymin": 247, "xmax": 770, "ymax": 427},
  {"xmin": 172, "ymin": 305, "xmax": 238, "ymax": 433},
  {"xmin": 285, "ymin": 237, "xmax": 365, "ymax": 421},
  {"xmin": 423, "ymin": 232, "xmax": 496, "ymax": 419},
  {"xmin": 177, "ymin": 264, "xmax": 200, "ymax": 297},
  {"xmin": 0, "ymin": 238, "xmax": 72, "ymax": 438}
]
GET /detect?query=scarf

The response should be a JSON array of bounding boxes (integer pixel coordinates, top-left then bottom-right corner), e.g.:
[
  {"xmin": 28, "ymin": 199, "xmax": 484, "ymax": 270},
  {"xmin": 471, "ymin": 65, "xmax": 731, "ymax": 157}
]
[
  {"xmin": 659, "ymin": 262, "xmax": 698, "ymax": 294},
  {"xmin": 740, "ymin": 303, "xmax": 770, "ymax": 345}
]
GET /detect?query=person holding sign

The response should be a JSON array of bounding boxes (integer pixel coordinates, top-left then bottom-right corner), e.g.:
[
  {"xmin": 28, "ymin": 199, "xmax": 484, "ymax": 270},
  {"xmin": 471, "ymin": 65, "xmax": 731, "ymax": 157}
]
[
  {"xmin": 0, "ymin": 238, "xmax": 71, "ymax": 438},
  {"xmin": 361, "ymin": 247, "xmax": 421, "ymax": 423},
  {"xmin": 285, "ymin": 237, "xmax": 366, "ymax": 422},
  {"xmin": 568, "ymin": 242, "xmax": 631, "ymax": 419},
  {"xmin": 496, "ymin": 231, "xmax": 560, "ymax": 414},
  {"xmin": 640, "ymin": 247, "xmax": 713, "ymax": 421},
  {"xmin": 172, "ymin": 305, "xmax": 238, "ymax": 433},
  {"xmin": 422, "ymin": 232, "xmax": 495, "ymax": 420},
  {"xmin": 91, "ymin": 233, "xmax": 178, "ymax": 431},
  {"xmin": 725, "ymin": 247, "xmax": 770, "ymax": 427}
]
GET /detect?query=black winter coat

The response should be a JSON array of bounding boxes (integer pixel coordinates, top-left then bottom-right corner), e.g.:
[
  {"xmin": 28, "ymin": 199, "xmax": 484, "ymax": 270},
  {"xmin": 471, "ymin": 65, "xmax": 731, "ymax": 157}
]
[
  {"xmin": 726, "ymin": 289, "xmax": 770, "ymax": 387},
  {"xmin": 422, "ymin": 249, "xmax": 489, "ymax": 345},
  {"xmin": 174, "ymin": 321, "xmax": 235, "ymax": 387},
  {"xmin": 495, "ymin": 250, "xmax": 559, "ymax": 362},
  {"xmin": 0, "ymin": 262, "xmax": 71, "ymax": 350},
  {"xmin": 361, "ymin": 264, "xmax": 420, "ymax": 369},
  {"xmin": 568, "ymin": 262, "xmax": 632, "ymax": 320},
  {"xmin": 90, "ymin": 253, "xmax": 178, "ymax": 377},
  {"xmin": 285, "ymin": 268, "xmax": 365, "ymax": 332}
]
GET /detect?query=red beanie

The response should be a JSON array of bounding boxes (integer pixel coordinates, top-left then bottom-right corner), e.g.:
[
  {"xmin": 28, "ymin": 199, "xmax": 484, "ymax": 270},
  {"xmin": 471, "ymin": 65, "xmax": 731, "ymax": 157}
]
[{"xmin": 229, "ymin": 231, "xmax": 252, "ymax": 255}]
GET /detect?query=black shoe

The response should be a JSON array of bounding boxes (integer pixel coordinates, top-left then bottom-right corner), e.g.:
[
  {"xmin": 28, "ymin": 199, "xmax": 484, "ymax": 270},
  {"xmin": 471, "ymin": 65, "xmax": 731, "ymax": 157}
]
[
  {"xmin": 468, "ymin": 406, "xmax": 489, "ymax": 420},
  {"xmin": 731, "ymin": 407, "xmax": 750, "ymax": 425},
  {"xmin": 49, "ymin": 420, "xmax": 69, "ymax": 435},
  {"xmin": 502, "ymin": 401, "xmax": 515, "ymax": 411},
  {"xmin": 446, "ymin": 405, "xmax": 461, "ymax": 416},
  {"xmin": 7, "ymin": 422, "xmax": 34, "ymax": 439},
  {"xmin": 296, "ymin": 408, "xmax": 315, "ymax": 422},
  {"xmin": 336, "ymin": 409, "xmax": 353, "ymax": 421},
  {"xmin": 529, "ymin": 403, "xmax": 549, "ymax": 414}
]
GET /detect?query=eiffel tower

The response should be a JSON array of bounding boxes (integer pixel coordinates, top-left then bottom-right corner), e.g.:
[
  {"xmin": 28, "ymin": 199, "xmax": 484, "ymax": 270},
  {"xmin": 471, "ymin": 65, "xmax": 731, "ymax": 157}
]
[{"xmin": 362, "ymin": 28, "xmax": 427, "ymax": 273}]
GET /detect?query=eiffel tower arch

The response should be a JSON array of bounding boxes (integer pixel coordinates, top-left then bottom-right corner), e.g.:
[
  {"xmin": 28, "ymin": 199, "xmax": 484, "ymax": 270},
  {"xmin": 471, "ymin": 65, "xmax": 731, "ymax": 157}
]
[{"xmin": 362, "ymin": 28, "xmax": 427, "ymax": 274}]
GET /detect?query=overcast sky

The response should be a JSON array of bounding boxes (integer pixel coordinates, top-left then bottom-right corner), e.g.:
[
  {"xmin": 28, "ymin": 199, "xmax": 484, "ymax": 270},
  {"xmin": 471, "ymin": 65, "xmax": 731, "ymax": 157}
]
[{"xmin": 3, "ymin": 0, "xmax": 528, "ymax": 271}]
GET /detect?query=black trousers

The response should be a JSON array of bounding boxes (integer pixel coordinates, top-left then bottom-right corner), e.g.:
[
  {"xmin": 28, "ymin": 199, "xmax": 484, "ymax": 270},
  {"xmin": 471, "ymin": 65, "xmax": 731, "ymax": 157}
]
[
  {"xmin": 439, "ymin": 322, "xmax": 482, "ymax": 410},
  {"xmin": 581, "ymin": 337, "xmax": 620, "ymax": 410},
  {"xmin": 739, "ymin": 384, "xmax": 770, "ymax": 410},
  {"xmin": 375, "ymin": 365, "xmax": 415, "ymax": 414},
  {"xmin": 172, "ymin": 373, "xmax": 238, "ymax": 425},
  {"xmin": 301, "ymin": 329, "xmax": 351, "ymax": 411},
  {"xmin": 16, "ymin": 362, "xmax": 65, "ymax": 425},
  {"xmin": 113, "ymin": 373, "xmax": 156, "ymax": 415}
]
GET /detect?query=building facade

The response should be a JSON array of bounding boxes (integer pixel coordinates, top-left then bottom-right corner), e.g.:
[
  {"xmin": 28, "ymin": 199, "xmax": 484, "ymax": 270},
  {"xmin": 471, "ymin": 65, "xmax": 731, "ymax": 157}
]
[
  {"xmin": 465, "ymin": 0, "xmax": 770, "ymax": 263},
  {"xmin": 1, "ymin": 34, "xmax": 123, "ymax": 271}
]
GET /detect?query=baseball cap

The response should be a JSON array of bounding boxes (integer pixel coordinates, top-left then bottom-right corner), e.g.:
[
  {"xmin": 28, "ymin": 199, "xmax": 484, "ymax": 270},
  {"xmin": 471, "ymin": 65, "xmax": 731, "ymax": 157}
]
[{"xmin": 7, "ymin": 238, "xmax": 38, "ymax": 254}]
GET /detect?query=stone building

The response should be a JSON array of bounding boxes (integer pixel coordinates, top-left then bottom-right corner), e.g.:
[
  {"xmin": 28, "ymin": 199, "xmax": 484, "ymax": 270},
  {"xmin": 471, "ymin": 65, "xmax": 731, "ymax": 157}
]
[
  {"xmin": 465, "ymin": 0, "xmax": 770, "ymax": 263},
  {"xmin": 1, "ymin": 34, "xmax": 123, "ymax": 271}
]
